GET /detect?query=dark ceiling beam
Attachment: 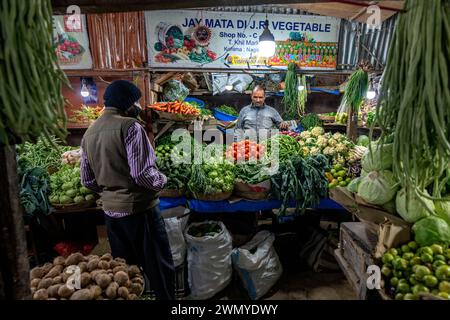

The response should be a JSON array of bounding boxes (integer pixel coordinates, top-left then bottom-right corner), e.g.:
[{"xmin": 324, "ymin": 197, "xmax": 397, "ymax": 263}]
[{"xmin": 51, "ymin": 0, "xmax": 403, "ymax": 14}]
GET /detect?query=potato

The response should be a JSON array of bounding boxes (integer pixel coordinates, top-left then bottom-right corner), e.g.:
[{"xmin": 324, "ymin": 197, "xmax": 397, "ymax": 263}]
[
  {"xmin": 30, "ymin": 267, "xmax": 44, "ymax": 280},
  {"xmin": 41, "ymin": 263, "xmax": 53, "ymax": 275},
  {"xmin": 58, "ymin": 285, "xmax": 75, "ymax": 298},
  {"xmin": 53, "ymin": 256, "xmax": 66, "ymax": 266},
  {"xmin": 70, "ymin": 289, "xmax": 94, "ymax": 300},
  {"xmin": 113, "ymin": 266, "xmax": 127, "ymax": 274},
  {"xmin": 132, "ymin": 277, "xmax": 144, "ymax": 285},
  {"xmin": 114, "ymin": 271, "xmax": 129, "ymax": 287},
  {"xmin": 48, "ymin": 298, "xmax": 58, "ymax": 300},
  {"xmin": 33, "ymin": 289, "xmax": 48, "ymax": 300},
  {"xmin": 65, "ymin": 252, "xmax": 84, "ymax": 266},
  {"xmin": 109, "ymin": 260, "xmax": 119, "ymax": 269},
  {"xmin": 90, "ymin": 269, "xmax": 105, "ymax": 280},
  {"xmin": 86, "ymin": 254, "xmax": 96, "ymax": 260},
  {"xmin": 37, "ymin": 278, "xmax": 54, "ymax": 290},
  {"xmin": 87, "ymin": 258, "xmax": 100, "ymax": 272},
  {"xmin": 30, "ymin": 278, "xmax": 41, "ymax": 288},
  {"xmin": 89, "ymin": 285, "xmax": 102, "ymax": 299},
  {"xmin": 130, "ymin": 283, "xmax": 143, "ymax": 295},
  {"xmin": 105, "ymin": 282, "xmax": 119, "ymax": 299},
  {"xmin": 30, "ymin": 287, "xmax": 36, "ymax": 296},
  {"xmin": 115, "ymin": 258, "xmax": 126, "ymax": 264},
  {"xmin": 100, "ymin": 253, "xmax": 113, "ymax": 261},
  {"xmin": 124, "ymin": 280, "xmax": 132, "ymax": 288},
  {"xmin": 117, "ymin": 297, "xmax": 124, "ymax": 300},
  {"xmin": 98, "ymin": 260, "xmax": 110, "ymax": 270},
  {"xmin": 95, "ymin": 273, "xmax": 112, "ymax": 289},
  {"xmin": 60, "ymin": 298, "xmax": 67, "ymax": 300},
  {"xmin": 78, "ymin": 262, "xmax": 88, "ymax": 273},
  {"xmin": 80, "ymin": 272, "xmax": 91, "ymax": 288},
  {"xmin": 52, "ymin": 276, "xmax": 63, "ymax": 285},
  {"xmin": 44, "ymin": 265, "xmax": 63, "ymax": 279},
  {"xmin": 128, "ymin": 265, "xmax": 141, "ymax": 278},
  {"xmin": 48, "ymin": 284, "xmax": 62, "ymax": 298},
  {"xmin": 61, "ymin": 271, "xmax": 71, "ymax": 283},
  {"xmin": 117, "ymin": 287, "xmax": 129, "ymax": 299},
  {"xmin": 128, "ymin": 293, "xmax": 138, "ymax": 300}
]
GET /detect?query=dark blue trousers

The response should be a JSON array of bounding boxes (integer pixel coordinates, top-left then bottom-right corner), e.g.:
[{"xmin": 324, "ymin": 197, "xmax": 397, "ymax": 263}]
[{"xmin": 104, "ymin": 205, "xmax": 175, "ymax": 300}]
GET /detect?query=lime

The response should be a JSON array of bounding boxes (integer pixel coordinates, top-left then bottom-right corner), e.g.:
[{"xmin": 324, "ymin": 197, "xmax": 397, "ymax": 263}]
[
  {"xmin": 401, "ymin": 245, "xmax": 411, "ymax": 253},
  {"xmin": 415, "ymin": 265, "xmax": 432, "ymax": 280},
  {"xmin": 389, "ymin": 248, "xmax": 399, "ymax": 256},
  {"xmin": 407, "ymin": 241, "xmax": 418, "ymax": 251},
  {"xmin": 421, "ymin": 246, "xmax": 434, "ymax": 256},
  {"xmin": 434, "ymin": 254, "xmax": 446, "ymax": 262},
  {"xmin": 438, "ymin": 292, "xmax": 450, "ymax": 300},
  {"xmin": 412, "ymin": 284, "xmax": 429, "ymax": 295},
  {"xmin": 394, "ymin": 293, "xmax": 404, "ymax": 300},
  {"xmin": 430, "ymin": 244, "xmax": 444, "ymax": 255},
  {"xmin": 433, "ymin": 260, "xmax": 447, "ymax": 269},
  {"xmin": 345, "ymin": 177, "xmax": 351, "ymax": 183},
  {"xmin": 421, "ymin": 253, "xmax": 433, "ymax": 264},
  {"xmin": 439, "ymin": 281, "xmax": 450, "ymax": 293},
  {"xmin": 403, "ymin": 293, "xmax": 418, "ymax": 300},
  {"xmin": 330, "ymin": 169, "xmax": 336, "ymax": 175},
  {"xmin": 410, "ymin": 257, "xmax": 422, "ymax": 266},
  {"xmin": 382, "ymin": 253, "xmax": 395, "ymax": 265},
  {"xmin": 445, "ymin": 249, "xmax": 450, "ymax": 260},
  {"xmin": 403, "ymin": 252, "xmax": 415, "ymax": 261},
  {"xmin": 393, "ymin": 270, "xmax": 404, "ymax": 278},
  {"xmin": 409, "ymin": 276, "xmax": 419, "ymax": 286},
  {"xmin": 397, "ymin": 283, "xmax": 410, "ymax": 294},
  {"xmin": 432, "ymin": 289, "xmax": 440, "ymax": 295},
  {"xmin": 395, "ymin": 258, "xmax": 409, "ymax": 270},
  {"xmin": 435, "ymin": 265, "xmax": 450, "ymax": 281},
  {"xmin": 334, "ymin": 164, "xmax": 342, "ymax": 171},
  {"xmin": 381, "ymin": 266, "xmax": 392, "ymax": 277},
  {"xmin": 339, "ymin": 181, "xmax": 347, "ymax": 187},
  {"xmin": 390, "ymin": 277, "xmax": 399, "ymax": 288},
  {"xmin": 423, "ymin": 275, "xmax": 438, "ymax": 288},
  {"xmin": 337, "ymin": 176, "xmax": 343, "ymax": 182}
]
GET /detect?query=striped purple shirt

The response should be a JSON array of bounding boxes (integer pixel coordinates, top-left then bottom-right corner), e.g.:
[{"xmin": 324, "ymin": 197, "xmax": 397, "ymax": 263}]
[{"xmin": 80, "ymin": 122, "xmax": 167, "ymax": 218}]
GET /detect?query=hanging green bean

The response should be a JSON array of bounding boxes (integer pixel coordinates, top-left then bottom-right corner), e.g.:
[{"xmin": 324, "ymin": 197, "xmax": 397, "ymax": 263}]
[{"xmin": 0, "ymin": 0, "xmax": 69, "ymax": 145}]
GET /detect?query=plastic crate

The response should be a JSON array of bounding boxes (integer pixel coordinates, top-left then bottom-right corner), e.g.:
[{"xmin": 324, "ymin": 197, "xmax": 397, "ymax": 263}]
[{"xmin": 184, "ymin": 97, "xmax": 205, "ymax": 108}]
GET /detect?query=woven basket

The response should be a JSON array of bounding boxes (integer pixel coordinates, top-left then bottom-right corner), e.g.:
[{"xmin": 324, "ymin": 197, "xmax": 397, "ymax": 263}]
[
  {"xmin": 154, "ymin": 110, "xmax": 198, "ymax": 122},
  {"xmin": 318, "ymin": 115, "xmax": 336, "ymax": 122},
  {"xmin": 193, "ymin": 191, "xmax": 232, "ymax": 201},
  {"xmin": 160, "ymin": 189, "xmax": 184, "ymax": 198},
  {"xmin": 51, "ymin": 198, "xmax": 97, "ymax": 211}
]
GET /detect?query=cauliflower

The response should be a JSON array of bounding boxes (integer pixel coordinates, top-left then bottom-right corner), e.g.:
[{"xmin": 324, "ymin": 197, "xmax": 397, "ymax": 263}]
[
  {"xmin": 332, "ymin": 132, "xmax": 343, "ymax": 140},
  {"xmin": 317, "ymin": 136, "xmax": 328, "ymax": 148},
  {"xmin": 298, "ymin": 139, "xmax": 305, "ymax": 146},
  {"xmin": 328, "ymin": 138, "xmax": 337, "ymax": 147},
  {"xmin": 310, "ymin": 147, "xmax": 320, "ymax": 156},
  {"xmin": 306, "ymin": 138, "xmax": 317, "ymax": 145},
  {"xmin": 302, "ymin": 147, "xmax": 310, "ymax": 156},
  {"xmin": 310, "ymin": 127, "xmax": 324, "ymax": 137},
  {"xmin": 300, "ymin": 131, "xmax": 311, "ymax": 139},
  {"xmin": 335, "ymin": 143, "xmax": 347, "ymax": 153}
]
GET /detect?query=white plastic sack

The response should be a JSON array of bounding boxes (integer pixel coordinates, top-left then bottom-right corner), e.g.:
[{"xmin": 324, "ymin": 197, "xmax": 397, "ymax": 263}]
[
  {"xmin": 164, "ymin": 216, "xmax": 188, "ymax": 267},
  {"xmin": 185, "ymin": 221, "xmax": 232, "ymax": 300},
  {"xmin": 231, "ymin": 230, "xmax": 282, "ymax": 300}
]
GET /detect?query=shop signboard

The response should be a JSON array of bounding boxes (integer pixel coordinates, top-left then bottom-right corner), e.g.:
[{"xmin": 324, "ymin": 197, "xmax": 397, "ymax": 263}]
[
  {"xmin": 145, "ymin": 10, "xmax": 340, "ymax": 70},
  {"xmin": 52, "ymin": 15, "xmax": 93, "ymax": 69}
]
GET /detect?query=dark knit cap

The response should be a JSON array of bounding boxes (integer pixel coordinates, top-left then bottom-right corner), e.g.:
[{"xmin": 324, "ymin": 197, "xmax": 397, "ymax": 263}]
[{"xmin": 103, "ymin": 80, "xmax": 142, "ymax": 110}]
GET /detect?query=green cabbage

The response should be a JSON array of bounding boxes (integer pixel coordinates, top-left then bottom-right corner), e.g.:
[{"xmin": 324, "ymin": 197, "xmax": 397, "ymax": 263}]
[
  {"xmin": 412, "ymin": 216, "xmax": 450, "ymax": 246},
  {"xmin": 382, "ymin": 199, "xmax": 396, "ymax": 214},
  {"xmin": 347, "ymin": 177, "xmax": 361, "ymax": 193},
  {"xmin": 357, "ymin": 170, "xmax": 398, "ymax": 205},
  {"xmin": 361, "ymin": 143, "xmax": 393, "ymax": 172},
  {"xmin": 357, "ymin": 135, "xmax": 370, "ymax": 147},
  {"xmin": 395, "ymin": 188, "xmax": 434, "ymax": 223},
  {"xmin": 434, "ymin": 200, "xmax": 450, "ymax": 225}
]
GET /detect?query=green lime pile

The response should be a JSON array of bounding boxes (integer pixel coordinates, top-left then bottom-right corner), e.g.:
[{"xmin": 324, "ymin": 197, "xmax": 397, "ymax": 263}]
[
  {"xmin": 327, "ymin": 163, "xmax": 352, "ymax": 189},
  {"xmin": 381, "ymin": 242, "xmax": 450, "ymax": 300}
]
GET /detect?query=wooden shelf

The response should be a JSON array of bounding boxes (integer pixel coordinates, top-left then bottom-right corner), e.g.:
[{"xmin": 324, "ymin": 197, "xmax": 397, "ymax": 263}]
[{"xmin": 64, "ymin": 69, "xmax": 148, "ymax": 77}]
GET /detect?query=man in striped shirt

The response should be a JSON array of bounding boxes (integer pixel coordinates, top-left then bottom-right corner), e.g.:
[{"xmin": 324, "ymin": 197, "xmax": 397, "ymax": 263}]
[{"xmin": 81, "ymin": 80, "xmax": 175, "ymax": 300}]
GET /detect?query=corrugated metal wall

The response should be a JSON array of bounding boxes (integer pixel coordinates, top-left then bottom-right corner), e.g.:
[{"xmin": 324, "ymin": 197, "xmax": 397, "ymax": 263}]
[
  {"xmin": 338, "ymin": 15, "xmax": 396, "ymax": 71},
  {"xmin": 206, "ymin": 5, "xmax": 396, "ymax": 71}
]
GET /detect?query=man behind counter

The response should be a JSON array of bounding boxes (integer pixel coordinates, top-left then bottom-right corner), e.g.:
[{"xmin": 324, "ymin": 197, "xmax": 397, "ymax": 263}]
[{"xmin": 234, "ymin": 85, "xmax": 289, "ymax": 142}]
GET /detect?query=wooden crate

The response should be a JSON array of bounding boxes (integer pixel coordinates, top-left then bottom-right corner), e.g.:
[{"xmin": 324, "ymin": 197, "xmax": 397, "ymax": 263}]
[{"xmin": 335, "ymin": 222, "xmax": 378, "ymax": 300}]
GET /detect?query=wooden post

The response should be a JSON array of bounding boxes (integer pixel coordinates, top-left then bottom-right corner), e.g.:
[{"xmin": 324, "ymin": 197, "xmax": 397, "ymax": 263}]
[
  {"xmin": 0, "ymin": 145, "xmax": 31, "ymax": 300},
  {"xmin": 347, "ymin": 108, "xmax": 358, "ymax": 142}
]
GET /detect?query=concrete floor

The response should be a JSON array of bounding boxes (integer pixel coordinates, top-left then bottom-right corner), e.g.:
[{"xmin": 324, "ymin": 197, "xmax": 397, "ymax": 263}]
[{"xmin": 264, "ymin": 271, "xmax": 356, "ymax": 300}]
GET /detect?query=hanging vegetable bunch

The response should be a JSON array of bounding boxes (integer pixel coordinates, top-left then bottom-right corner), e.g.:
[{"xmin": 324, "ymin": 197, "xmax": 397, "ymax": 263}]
[
  {"xmin": 338, "ymin": 68, "xmax": 369, "ymax": 115},
  {"xmin": 0, "ymin": 0, "xmax": 69, "ymax": 145},
  {"xmin": 376, "ymin": 0, "xmax": 450, "ymax": 200},
  {"xmin": 282, "ymin": 62, "xmax": 308, "ymax": 119}
]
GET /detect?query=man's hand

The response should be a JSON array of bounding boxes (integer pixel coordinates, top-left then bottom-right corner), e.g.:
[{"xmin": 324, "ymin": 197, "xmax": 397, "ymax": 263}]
[{"xmin": 279, "ymin": 121, "xmax": 290, "ymax": 130}]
